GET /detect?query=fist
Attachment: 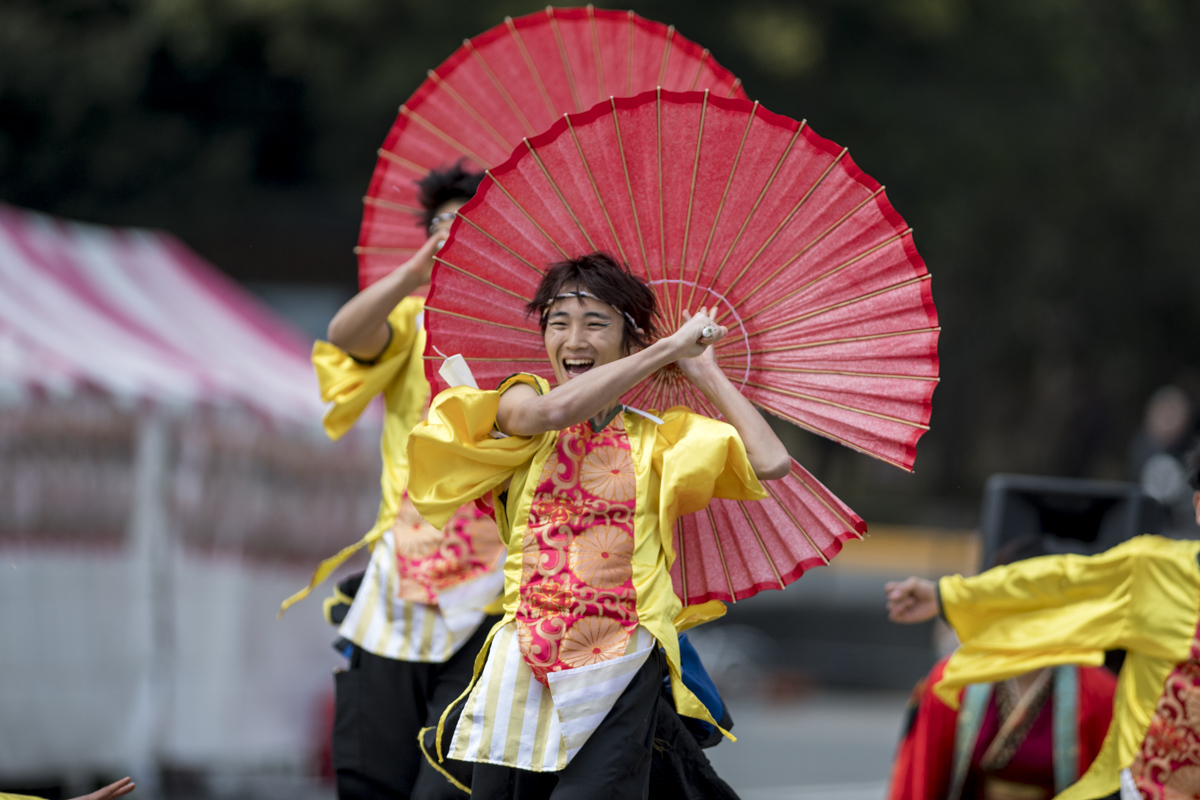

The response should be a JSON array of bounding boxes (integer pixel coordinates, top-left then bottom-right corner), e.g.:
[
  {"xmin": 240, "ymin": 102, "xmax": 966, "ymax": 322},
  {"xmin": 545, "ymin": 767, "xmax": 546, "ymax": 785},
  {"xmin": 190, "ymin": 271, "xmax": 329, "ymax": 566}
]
[{"xmin": 885, "ymin": 576, "xmax": 939, "ymax": 624}]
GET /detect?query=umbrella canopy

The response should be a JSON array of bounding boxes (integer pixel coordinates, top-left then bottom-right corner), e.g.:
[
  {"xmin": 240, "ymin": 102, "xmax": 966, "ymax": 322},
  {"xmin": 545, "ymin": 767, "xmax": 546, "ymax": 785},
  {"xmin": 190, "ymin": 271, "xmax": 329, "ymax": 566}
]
[
  {"xmin": 357, "ymin": 5, "xmax": 746, "ymax": 287},
  {"xmin": 424, "ymin": 90, "xmax": 939, "ymax": 604}
]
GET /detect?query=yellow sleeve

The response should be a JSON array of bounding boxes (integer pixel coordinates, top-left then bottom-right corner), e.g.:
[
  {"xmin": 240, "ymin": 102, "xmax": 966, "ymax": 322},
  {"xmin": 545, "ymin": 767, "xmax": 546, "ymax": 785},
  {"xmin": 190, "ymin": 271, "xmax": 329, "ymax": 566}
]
[
  {"xmin": 312, "ymin": 296, "xmax": 424, "ymax": 440},
  {"xmin": 935, "ymin": 535, "xmax": 1200, "ymax": 707},
  {"xmin": 653, "ymin": 409, "xmax": 766, "ymax": 506},
  {"xmin": 406, "ymin": 373, "xmax": 551, "ymax": 530},
  {"xmin": 0, "ymin": 794, "xmax": 46, "ymax": 800}
]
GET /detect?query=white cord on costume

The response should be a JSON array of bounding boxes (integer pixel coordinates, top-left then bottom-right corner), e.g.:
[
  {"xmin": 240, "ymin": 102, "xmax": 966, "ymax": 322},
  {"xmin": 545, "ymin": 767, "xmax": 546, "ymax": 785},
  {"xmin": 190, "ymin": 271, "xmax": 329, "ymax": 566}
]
[{"xmin": 623, "ymin": 405, "xmax": 664, "ymax": 425}]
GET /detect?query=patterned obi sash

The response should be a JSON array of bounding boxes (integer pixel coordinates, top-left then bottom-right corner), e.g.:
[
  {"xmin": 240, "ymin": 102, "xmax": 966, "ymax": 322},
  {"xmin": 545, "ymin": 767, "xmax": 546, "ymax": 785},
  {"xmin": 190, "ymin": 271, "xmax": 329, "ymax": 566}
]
[
  {"xmin": 516, "ymin": 414, "xmax": 639, "ymax": 685},
  {"xmin": 1131, "ymin": 626, "xmax": 1200, "ymax": 798},
  {"xmin": 392, "ymin": 492, "xmax": 504, "ymax": 604}
]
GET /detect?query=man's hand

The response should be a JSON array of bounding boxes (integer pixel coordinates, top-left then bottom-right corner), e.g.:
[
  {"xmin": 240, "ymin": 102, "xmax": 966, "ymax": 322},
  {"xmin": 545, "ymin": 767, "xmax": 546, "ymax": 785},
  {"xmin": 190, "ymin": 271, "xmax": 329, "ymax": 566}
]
[
  {"xmin": 405, "ymin": 231, "xmax": 448, "ymax": 286},
  {"xmin": 670, "ymin": 306, "xmax": 727, "ymax": 367},
  {"xmin": 885, "ymin": 576, "xmax": 939, "ymax": 624},
  {"xmin": 70, "ymin": 777, "xmax": 136, "ymax": 800}
]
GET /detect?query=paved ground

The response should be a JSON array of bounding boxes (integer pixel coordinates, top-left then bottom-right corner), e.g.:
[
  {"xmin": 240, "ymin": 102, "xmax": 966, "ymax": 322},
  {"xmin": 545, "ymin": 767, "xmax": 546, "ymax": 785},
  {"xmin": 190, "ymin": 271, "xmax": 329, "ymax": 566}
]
[
  {"xmin": 151, "ymin": 689, "xmax": 909, "ymax": 799},
  {"xmin": 706, "ymin": 690, "xmax": 909, "ymax": 800}
]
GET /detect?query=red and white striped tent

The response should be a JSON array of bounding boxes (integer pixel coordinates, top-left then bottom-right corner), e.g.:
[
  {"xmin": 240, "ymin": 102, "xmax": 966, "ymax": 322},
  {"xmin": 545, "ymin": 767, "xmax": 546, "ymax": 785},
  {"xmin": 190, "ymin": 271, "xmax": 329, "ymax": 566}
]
[
  {"xmin": 0, "ymin": 204, "xmax": 375, "ymax": 786},
  {"xmin": 0, "ymin": 204, "xmax": 320, "ymax": 418}
]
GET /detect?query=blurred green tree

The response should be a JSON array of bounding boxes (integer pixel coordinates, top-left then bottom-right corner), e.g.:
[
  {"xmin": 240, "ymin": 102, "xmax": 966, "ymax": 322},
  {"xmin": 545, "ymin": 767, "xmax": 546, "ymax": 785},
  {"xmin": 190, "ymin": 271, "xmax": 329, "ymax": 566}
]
[{"xmin": 2, "ymin": 0, "xmax": 1198, "ymax": 516}]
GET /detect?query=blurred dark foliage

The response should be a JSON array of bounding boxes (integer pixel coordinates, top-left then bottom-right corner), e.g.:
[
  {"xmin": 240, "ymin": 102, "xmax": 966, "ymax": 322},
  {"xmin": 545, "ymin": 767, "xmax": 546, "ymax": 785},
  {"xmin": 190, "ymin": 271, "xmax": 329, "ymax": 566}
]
[{"xmin": 2, "ymin": 0, "xmax": 1199, "ymax": 520}]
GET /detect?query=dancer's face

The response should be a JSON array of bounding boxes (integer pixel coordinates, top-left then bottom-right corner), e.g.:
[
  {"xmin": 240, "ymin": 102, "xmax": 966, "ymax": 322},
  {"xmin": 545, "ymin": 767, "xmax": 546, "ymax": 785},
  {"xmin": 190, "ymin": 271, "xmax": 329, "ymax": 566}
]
[
  {"xmin": 543, "ymin": 288, "xmax": 627, "ymax": 385},
  {"xmin": 428, "ymin": 198, "xmax": 468, "ymax": 238}
]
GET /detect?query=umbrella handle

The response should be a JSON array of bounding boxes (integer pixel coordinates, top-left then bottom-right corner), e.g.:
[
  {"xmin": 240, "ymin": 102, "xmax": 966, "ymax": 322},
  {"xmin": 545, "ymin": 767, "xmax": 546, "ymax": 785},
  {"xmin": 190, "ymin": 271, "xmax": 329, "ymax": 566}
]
[{"xmin": 701, "ymin": 325, "xmax": 717, "ymax": 340}]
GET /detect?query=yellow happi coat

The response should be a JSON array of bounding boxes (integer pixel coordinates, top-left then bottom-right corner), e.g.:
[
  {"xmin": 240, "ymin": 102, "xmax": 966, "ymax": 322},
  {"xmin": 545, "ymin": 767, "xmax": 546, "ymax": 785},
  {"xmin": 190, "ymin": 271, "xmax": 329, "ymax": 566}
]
[
  {"xmin": 282, "ymin": 297, "xmax": 503, "ymax": 661},
  {"xmin": 934, "ymin": 535, "xmax": 1200, "ymax": 800},
  {"xmin": 406, "ymin": 373, "xmax": 765, "ymax": 737}
]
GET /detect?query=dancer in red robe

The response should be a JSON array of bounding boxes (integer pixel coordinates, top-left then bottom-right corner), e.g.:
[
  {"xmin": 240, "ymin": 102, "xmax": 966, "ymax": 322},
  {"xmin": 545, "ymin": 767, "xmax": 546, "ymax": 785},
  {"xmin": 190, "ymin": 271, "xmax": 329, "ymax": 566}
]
[{"xmin": 888, "ymin": 655, "xmax": 1116, "ymax": 800}]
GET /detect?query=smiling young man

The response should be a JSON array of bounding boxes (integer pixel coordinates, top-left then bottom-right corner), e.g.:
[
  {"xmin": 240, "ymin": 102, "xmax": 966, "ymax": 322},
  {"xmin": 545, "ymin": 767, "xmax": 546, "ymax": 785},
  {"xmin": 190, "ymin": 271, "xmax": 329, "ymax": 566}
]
[{"xmin": 406, "ymin": 252, "xmax": 789, "ymax": 799}]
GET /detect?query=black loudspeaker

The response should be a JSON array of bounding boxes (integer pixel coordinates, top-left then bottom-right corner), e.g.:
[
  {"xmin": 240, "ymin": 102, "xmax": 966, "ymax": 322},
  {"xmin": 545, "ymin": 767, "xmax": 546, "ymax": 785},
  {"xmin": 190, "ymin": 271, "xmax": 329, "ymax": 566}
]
[{"xmin": 980, "ymin": 474, "xmax": 1167, "ymax": 570}]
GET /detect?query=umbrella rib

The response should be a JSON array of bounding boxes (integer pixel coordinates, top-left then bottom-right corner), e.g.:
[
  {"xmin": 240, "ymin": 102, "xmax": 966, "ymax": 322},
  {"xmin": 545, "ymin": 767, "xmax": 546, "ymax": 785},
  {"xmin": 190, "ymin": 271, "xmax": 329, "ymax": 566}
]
[
  {"xmin": 625, "ymin": 10, "xmax": 635, "ymax": 98},
  {"xmin": 783, "ymin": 467, "xmax": 864, "ymax": 538},
  {"xmin": 771, "ymin": 408, "xmax": 913, "ymax": 471},
  {"xmin": 399, "ymin": 106, "xmax": 490, "ymax": 164},
  {"xmin": 423, "ymin": 69, "xmax": 513, "ymax": 152},
  {"xmin": 705, "ymin": 505, "xmax": 737, "ymax": 602},
  {"xmin": 362, "ymin": 196, "xmax": 423, "ymax": 216},
  {"xmin": 505, "ymin": 17, "xmax": 558, "ymax": 124},
  {"xmin": 749, "ymin": 274, "xmax": 932, "ymax": 337},
  {"xmin": 548, "ymin": 8, "xmax": 583, "ymax": 112},
  {"xmin": 741, "ymin": 378, "xmax": 929, "ymax": 429},
  {"xmin": 713, "ymin": 361, "xmax": 940, "ymax": 382},
  {"xmin": 454, "ymin": 214, "xmax": 545, "ymax": 276},
  {"xmin": 655, "ymin": 89, "xmax": 676, "ymax": 324},
  {"xmin": 354, "ymin": 246, "xmax": 418, "ymax": 255},
  {"xmin": 678, "ymin": 90, "xmax": 709, "ymax": 316},
  {"xmin": 566, "ymin": 116, "xmax": 630, "ymax": 266},
  {"xmin": 690, "ymin": 101, "xmax": 759, "ymax": 310},
  {"xmin": 734, "ymin": 499, "xmax": 784, "ymax": 588},
  {"xmin": 376, "ymin": 148, "xmax": 428, "ymax": 174},
  {"xmin": 717, "ymin": 145, "xmax": 846, "ymax": 302},
  {"xmin": 761, "ymin": 477, "xmax": 829, "ymax": 565},
  {"xmin": 434, "ymin": 257, "xmax": 536, "ymax": 302},
  {"xmin": 589, "ymin": 5, "xmax": 606, "ymax": 100},
  {"xmin": 610, "ymin": 99, "xmax": 649, "ymax": 274},
  {"xmin": 737, "ymin": 231, "xmax": 909, "ymax": 326},
  {"xmin": 688, "ymin": 49, "xmax": 710, "ymax": 91},
  {"xmin": 484, "ymin": 170, "xmax": 570, "ymax": 258},
  {"xmin": 522, "ymin": 141, "xmax": 597, "ymax": 251},
  {"xmin": 738, "ymin": 325, "xmax": 941, "ymax": 355},
  {"xmin": 719, "ymin": 186, "xmax": 887, "ymax": 324},
  {"xmin": 423, "ymin": 305, "xmax": 543, "ymax": 336},
  {"xmin": 725, "ymin": 78, "xmax": 743, "ymax": 99},
  {"xmin": 709, "ymin": 125, "xmax": 804, "ymax": 298},
  {"xmin": 657, "ymin": 26, "xmax": 675, "ymax": 86}
]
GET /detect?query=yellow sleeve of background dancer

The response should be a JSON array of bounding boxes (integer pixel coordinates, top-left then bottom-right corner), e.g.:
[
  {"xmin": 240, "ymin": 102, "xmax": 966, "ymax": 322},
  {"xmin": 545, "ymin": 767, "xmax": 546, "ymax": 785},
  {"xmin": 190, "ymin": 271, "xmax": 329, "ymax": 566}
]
[
  {"xmin": 406, "ymin": 373, "xmax": 552, "ymax": 531},
  {"xmin": 279, "ymin": 298, "xmax": 427, "ymax": 617},
  {"xmin": 934, "ymin": 535, "xmax": 1200, "ymax": 800},
  {"xmin": 311, "ymin": 296, "xmax": 424, "ymax": 440}
]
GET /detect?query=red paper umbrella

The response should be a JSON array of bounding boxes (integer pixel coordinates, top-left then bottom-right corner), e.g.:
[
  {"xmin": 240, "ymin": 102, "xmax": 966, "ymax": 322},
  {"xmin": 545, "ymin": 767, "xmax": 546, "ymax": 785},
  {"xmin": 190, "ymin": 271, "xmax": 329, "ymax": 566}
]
[
  {"xmin": 426, "ymin": 90, "xmax": 939, "ymax": 604},
  {"xmin": 356, "ymin": 5, "xmax": 746, "ymax": 288}
]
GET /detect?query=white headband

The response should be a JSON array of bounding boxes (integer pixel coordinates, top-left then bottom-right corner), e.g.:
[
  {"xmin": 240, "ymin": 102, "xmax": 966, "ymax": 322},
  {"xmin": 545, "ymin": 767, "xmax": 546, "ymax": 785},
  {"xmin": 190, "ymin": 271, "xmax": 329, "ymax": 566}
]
[{"xmin": 544, "ymin": 290, "xmax": 640, "ymax": 331}]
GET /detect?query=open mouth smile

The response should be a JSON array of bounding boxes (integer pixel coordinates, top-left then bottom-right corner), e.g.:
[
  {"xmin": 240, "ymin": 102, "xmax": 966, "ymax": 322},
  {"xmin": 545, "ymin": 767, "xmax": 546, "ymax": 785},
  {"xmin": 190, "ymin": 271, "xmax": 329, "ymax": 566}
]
[{"xmin": 562, "ymin": 358, "xmax": 595, "ymax": 377}]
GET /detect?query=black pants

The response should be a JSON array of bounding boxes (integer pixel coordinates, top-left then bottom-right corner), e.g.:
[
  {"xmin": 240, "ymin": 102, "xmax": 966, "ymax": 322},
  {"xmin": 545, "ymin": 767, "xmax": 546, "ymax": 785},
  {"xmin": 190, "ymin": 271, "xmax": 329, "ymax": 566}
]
[
  {"xmin": 470, "ymin": 649, "xmax": 738, "ymax": 800},
  {"xmin": 333, "ymin": 618, "xmax": 496, "ymax": 800}
]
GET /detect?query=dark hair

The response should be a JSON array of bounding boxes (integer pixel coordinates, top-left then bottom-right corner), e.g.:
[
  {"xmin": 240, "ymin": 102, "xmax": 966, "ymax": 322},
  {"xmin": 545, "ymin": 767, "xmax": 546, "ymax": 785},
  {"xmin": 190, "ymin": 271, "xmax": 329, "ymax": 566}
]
[
  {"xmin": 415, "ymin": 161, "xmax": 484, "ymax": 230},
  {"xmin": 526, "ymin": 252, "xmax": 658, "ymax": 352},
  {"xmin": 1186, "ymin": 437, "xmax": 1200, "ymax": 491}
]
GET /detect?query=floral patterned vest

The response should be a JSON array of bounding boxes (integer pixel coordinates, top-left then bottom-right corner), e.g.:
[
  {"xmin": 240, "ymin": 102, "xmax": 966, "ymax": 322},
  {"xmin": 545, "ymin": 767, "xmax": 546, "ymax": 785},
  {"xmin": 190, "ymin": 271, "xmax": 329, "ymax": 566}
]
[
  {"xmin": 1130, "ymin": 623, "xmax": 1200, "ymax": 798},
  {"xmin": 515, "ymin": 412, "xmax": 639, "ymax": 685},
  {"xmin": 392, "ymin": 492, "xmax": 504, "ymax": 604}
]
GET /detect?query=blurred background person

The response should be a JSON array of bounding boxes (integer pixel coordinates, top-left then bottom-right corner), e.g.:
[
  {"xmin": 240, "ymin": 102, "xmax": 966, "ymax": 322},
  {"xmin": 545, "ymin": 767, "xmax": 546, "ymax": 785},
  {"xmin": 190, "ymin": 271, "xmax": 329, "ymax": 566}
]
[
  {"xmin": 886, "ymin": 439, "xmax": 1200, "ymax": 800},
  {"xmin": 281, "ymin": 162, "xmax": 505, "ymax": 800},
  {"xmin": 886, "ymin": 536, "xmax": 1117, "ymax": 800},
  {"xmin": 1129, "ymin": 385, "xmax": 1200, "ymax": 535}
]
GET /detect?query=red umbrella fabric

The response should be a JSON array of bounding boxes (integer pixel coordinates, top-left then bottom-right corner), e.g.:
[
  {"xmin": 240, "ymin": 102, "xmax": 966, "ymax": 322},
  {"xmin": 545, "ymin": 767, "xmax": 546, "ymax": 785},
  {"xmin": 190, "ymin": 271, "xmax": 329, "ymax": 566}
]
[
  {"xmin": 424, "ymin": 90, "xmax": 939, "ymax": 604},
  {"xmin": 357, "ymin": 5, "xmax": 747, "ymax": 288}
]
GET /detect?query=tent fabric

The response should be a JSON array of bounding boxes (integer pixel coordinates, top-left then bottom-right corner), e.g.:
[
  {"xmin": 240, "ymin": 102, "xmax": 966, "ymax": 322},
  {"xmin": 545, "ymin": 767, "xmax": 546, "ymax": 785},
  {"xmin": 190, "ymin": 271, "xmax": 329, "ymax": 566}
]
[
  {"xmin": 0, "ymin": 203, "xmax": 322, "ymax": 423},
  {"xmin": 0, "ymin": 204, "xmax": 377, "ymax": 781}
]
